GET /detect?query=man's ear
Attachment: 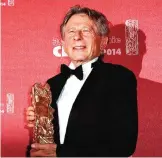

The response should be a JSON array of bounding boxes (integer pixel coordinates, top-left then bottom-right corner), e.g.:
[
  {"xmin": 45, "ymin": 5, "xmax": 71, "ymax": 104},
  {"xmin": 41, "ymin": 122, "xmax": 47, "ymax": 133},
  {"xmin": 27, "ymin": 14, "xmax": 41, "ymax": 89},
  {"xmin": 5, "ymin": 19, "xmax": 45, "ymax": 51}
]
[
  {"xmin": 61, "ymin": 40, "xmax": 65, "ymax": 48},
  {"xmin": 61, "ymin": 39, "xmax": 66, "ymax": 52},
  {"xmin": 100, "ymin": 36, "xmax": 108, "ymax": 51}
]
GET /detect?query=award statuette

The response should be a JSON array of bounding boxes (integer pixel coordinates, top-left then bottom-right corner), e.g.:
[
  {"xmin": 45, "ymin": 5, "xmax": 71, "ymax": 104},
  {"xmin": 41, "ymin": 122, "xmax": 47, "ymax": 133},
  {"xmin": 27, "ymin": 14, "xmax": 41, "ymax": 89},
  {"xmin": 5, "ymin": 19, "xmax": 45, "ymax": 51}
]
[{"xmin": 31, "ymin": 83, "xmax": 54, "ymax": 144}]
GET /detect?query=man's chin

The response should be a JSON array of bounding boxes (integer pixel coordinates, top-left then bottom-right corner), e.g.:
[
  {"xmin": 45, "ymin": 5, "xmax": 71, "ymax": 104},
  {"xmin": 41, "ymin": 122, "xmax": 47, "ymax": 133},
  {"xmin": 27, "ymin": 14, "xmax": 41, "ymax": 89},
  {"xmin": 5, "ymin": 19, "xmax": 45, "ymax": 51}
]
[{"xmin": 72, "ymin": 56, "xmax": 88, "ymax": 62}]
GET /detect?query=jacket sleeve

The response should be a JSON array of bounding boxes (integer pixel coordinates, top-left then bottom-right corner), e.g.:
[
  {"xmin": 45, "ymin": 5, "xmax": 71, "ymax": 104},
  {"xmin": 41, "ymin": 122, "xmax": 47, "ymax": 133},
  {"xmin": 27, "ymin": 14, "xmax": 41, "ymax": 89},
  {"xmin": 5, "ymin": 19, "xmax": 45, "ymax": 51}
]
[{"xmin": 101, "ymin": 70, "xmax": 138, "ymax": 157}]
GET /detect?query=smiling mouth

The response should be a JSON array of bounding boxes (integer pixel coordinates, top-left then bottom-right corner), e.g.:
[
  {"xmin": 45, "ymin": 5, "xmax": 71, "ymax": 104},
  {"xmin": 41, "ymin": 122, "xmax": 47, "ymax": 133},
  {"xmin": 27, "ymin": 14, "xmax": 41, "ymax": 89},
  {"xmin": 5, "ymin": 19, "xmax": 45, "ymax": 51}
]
[{"xmin": 73, "ymin": 46, "xmax": 86, "ymax": 50}]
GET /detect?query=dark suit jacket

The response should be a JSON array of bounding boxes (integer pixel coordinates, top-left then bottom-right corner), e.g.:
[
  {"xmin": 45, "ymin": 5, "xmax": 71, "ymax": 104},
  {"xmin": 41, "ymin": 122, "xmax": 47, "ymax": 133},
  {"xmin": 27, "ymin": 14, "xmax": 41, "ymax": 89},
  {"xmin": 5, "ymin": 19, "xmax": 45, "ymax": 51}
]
[{"xmin": 47, "ymin": 58, "xmax": 138, "ymax": 157}]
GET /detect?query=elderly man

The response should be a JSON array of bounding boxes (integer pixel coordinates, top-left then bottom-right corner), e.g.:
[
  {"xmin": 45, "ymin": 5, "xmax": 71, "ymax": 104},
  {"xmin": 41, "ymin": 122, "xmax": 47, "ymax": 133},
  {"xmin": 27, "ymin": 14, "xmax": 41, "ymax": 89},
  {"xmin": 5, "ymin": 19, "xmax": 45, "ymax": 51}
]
[{"xmin": 26, "ymin": 5, "xmax": 138, "ymax": 157}]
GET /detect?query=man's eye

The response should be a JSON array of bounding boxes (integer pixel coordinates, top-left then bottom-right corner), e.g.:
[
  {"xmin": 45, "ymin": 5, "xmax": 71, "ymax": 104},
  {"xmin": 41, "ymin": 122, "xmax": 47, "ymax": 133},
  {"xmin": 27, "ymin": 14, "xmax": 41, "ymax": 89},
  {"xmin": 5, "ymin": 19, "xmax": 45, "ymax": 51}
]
[
  {"xmin": 82, "ymin": 29, "xmax": 90, "ymax": 32},
  {"xmin": 68, "ymin": 30, "xmax": 75, "ymax": 33}
]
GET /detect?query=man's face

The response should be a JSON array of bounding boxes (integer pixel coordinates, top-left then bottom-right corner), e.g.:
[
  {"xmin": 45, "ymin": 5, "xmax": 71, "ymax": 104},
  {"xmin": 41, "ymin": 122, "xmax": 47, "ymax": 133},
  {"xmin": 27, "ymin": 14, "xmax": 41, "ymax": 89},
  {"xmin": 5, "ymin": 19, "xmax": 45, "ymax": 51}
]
[{"xmin": 62, "ymin": 14, "xmax": 105, "ymax": 63}]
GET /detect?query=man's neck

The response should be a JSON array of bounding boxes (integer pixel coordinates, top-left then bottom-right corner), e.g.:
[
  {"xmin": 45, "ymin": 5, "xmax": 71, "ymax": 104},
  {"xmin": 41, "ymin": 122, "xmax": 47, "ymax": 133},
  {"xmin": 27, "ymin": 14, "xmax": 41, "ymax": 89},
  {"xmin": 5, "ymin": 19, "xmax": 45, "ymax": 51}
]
[
  {"xmin": 71, "ymin": 57, "xmax": 98, "ymax": 68},
  {"xmin": 71, "ymin": 61, "xmax": 86, "ymax": 68}
]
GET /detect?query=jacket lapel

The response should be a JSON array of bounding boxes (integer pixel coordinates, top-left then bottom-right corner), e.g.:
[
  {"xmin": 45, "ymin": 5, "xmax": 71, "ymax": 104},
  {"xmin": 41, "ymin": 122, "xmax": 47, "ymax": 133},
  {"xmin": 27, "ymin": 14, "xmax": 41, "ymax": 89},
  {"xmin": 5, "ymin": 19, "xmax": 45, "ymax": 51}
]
[
  {"xmin": 63, "ymin": 59, "xmax": 105, "ymax": 143},
  {"xmin": 48, "ymin": 73, "xmax": 69, "ymax": 145},
  {"xmin": 50, "ymin": 74, "xmax": 69, "ymax": 105}
]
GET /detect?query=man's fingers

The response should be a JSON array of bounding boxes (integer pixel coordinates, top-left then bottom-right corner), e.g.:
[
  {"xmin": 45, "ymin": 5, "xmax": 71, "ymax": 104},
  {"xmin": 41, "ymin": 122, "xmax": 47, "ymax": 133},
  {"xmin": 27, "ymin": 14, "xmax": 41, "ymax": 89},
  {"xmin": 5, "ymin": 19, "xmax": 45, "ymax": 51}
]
[
  {"xmin": 26, "ymin": 110, "xmax": 35, "ymax": 116},
  {"xmin": 26, "ymin": 106, "xmax": 35, "ymax": 116},
  {"xmin": 26, "ymin": 106, "xmax": 35, "ymax": 127},
  {"xmin": 27, "ymin": 115, "xmax": 35, "ymax": 121},
  {"xmin": 27, "ymin": 106, "xmax": 34, "ymax": 111},
  {"xmin": 27, "ymin": 122, "xmax": 34, "ymax": 127},
  {"xmin": 31, "ymin": 143, "xmax": 57, "ymax": 150},
  {"xmin": 30, "ymin": 149, "xmax": 45, "ymax": 157},
  {"xmin": 28, "ymin": 110, "xmax": 35, "ymax": 116},
  {"xmin": 30, "ymin": 149, "xmax": 56, "ymax": 157}
]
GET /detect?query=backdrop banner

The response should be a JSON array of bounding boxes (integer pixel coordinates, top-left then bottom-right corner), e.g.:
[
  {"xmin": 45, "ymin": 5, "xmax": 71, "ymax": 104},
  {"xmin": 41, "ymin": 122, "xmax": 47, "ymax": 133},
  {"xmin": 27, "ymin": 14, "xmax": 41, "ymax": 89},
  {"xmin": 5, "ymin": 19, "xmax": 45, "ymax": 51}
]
[{"xmin": 1, "ymin": 0, "xmax": 162, "ymax": 156}]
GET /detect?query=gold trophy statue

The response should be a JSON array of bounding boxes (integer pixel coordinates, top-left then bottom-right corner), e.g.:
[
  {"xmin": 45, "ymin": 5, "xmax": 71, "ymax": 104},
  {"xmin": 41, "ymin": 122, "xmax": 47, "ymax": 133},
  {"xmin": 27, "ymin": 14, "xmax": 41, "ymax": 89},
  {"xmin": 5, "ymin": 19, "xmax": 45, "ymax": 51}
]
[{"xmin": 31, "ymin": 83, "xmax": 54, "ymax": 144}]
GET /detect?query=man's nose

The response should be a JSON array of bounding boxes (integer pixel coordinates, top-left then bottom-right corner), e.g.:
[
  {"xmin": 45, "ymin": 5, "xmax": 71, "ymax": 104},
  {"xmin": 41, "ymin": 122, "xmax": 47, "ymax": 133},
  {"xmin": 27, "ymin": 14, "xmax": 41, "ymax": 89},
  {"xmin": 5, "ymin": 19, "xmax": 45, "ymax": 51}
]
[{"xmin": 73, "ymin": 31, "xmax": 82, "ymax": 40}]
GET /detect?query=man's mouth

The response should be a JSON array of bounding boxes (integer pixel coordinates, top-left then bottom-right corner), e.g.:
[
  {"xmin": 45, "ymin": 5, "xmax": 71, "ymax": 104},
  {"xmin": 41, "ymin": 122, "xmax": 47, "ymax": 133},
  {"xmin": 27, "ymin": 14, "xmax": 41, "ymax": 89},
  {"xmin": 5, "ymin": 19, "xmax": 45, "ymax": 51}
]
[{"xmin": 73, "ymin": 46, "xmax": 86, "ymax": 50}]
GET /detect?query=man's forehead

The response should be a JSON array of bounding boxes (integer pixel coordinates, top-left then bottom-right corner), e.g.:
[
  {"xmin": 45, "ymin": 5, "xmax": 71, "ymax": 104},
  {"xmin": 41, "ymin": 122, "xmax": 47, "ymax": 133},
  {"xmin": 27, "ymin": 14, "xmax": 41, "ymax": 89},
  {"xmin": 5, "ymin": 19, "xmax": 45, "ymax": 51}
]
[
  {"xmin": 71, "ymin": 13, "xmax": 90, "ymax": 18},
  {"xmin": 65, "ymin": 14, "xmax": 94, "ymax": 28},
  {"xmin": 67, "ymin": 14, "xmax": 93, "ymax": 23}
]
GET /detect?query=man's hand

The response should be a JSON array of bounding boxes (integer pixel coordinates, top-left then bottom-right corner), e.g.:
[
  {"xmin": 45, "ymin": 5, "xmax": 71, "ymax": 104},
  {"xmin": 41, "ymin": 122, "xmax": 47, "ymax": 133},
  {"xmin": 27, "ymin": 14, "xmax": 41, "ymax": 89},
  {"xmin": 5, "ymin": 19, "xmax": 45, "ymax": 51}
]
[
  {"xmin": 26, "ymin": 106, "xmax": 35, "ymax": 127},
  {"xmin": 30, "ymin": 143, "xmax": 57, "ymax": 157}
]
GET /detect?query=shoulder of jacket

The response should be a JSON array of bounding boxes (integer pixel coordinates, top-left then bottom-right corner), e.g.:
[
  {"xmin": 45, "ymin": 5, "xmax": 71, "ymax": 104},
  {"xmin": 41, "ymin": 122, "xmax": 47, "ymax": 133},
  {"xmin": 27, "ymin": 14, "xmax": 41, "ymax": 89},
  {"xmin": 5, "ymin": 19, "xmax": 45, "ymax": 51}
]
[
  {"xmin": 102, "ymin": 61, "xmax": 136, "ymax": 81},
  {"xmin": 46, "ymin": 73, "xmax": 62, "ymax": 85}
]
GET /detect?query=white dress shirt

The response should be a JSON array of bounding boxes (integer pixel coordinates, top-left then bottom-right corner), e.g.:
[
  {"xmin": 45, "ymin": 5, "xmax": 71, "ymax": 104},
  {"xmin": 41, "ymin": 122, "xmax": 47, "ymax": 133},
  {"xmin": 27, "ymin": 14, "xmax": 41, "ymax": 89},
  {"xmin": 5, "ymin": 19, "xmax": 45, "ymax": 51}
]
[{"xmin": 57, "ymin": 57, "xmax": 98, "ymax": 144}]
